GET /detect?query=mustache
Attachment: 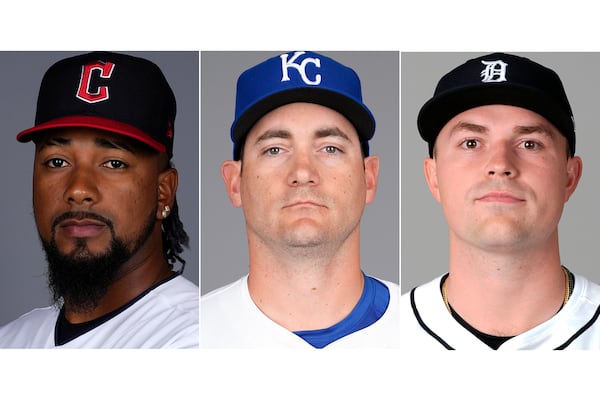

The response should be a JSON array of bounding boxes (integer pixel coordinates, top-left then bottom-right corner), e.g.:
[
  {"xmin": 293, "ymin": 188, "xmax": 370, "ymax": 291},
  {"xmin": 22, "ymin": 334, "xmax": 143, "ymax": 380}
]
[
  {"xmin": 282, "ymin": 191, "xmax": 330, "ymax": 206},
  {"xmin": 471, "ymin": 182, "xmax": 529, "ymax": 199},
  {"xmin": 52, "ymin": 211, "xmax": 114, "ymax": 232}
]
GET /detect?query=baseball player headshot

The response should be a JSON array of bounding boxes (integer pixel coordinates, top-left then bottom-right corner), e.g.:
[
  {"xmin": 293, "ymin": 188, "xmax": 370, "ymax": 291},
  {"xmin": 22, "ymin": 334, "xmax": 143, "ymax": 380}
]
[
  {"xmin": 0, "ymin": 51, "xmax": 199, "ymax": 348},
  {"xmin": 200, "ymin": 51, "xmax": 400, "ymax": 348},
  {"xmin": 400, "ymin": 52, "xmax": 600, "ymax": 350}
]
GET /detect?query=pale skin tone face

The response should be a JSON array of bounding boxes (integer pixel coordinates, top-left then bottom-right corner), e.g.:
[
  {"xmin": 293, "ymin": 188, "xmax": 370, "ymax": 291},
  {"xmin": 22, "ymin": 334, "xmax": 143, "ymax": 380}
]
[
  {"xmin": 221, "ymin": 102, "xmax": 379, "ymax": 330},
  {"xmin": 33, "ymin": 127, "xmax": 178, "ymax": 322},
  {"xmin": 424, "ymin": 105, "xmax": 582, "ymax": 335}
]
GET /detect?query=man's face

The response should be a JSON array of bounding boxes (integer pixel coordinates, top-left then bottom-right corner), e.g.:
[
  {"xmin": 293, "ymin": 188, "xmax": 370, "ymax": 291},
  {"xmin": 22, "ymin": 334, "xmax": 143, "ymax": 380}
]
[
  {"xmin": 223, "ymin": 102, "xmax": 379, "ymax": 255},
  {"xmin": 32, "ymin": 127, "xmax": 164, "ymax": 310},
  {"xmin": 424, "ymin": 104, "xmax": 582, "ymax": 253}
]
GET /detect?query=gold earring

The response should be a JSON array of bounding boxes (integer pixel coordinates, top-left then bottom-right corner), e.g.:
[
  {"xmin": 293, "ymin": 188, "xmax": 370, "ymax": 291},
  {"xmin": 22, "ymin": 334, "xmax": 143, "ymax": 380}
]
[{"xmin": 161, "ymin": 205, "xmax": 171, "ymax": 219}]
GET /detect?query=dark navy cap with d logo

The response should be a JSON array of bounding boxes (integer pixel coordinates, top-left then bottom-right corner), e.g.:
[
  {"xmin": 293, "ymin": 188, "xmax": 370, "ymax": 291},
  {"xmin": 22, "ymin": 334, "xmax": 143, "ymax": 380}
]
[
  {"xmin": 417, "ymin": 52, "xmax": 575, "ymax": 157},
  {"xmin": 17, "ymin": 51, "xmax": 177, "ymax": 158},
  {"xmin": 230, "ymin": 51, "xmax": 375, "ymax": 160}
]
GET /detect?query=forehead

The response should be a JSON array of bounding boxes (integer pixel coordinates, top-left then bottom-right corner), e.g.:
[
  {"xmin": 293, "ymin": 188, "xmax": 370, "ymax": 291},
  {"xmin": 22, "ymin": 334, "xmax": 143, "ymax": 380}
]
[
  {"xmin": 246, "ymin": 102, "xmax": 359, "ymax": 141},
  {"xmin": 441, "ymin": 104, "xmax": 557, "ymax": 133},
  {"xmin": 33, "ymin": 127, "xmax": 157, "ymax": 154},
  {"xmin": 436, "ymin": 104, "xmax": 571, "ymax": 148}
]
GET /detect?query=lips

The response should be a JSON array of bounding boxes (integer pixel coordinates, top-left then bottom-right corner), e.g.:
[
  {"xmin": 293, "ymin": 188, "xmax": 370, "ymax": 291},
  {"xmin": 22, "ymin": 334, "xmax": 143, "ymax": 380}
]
[
  {"xmin": 476, "ymin": 191, "xmax": 524, "ymax": 203},
  {"xmin": 58, "ymin": 218, "xmax": 107, "ymax": 238},
  {"xmin": 283, "ymin": 200, "xmax": 324, "ymax": 209}
]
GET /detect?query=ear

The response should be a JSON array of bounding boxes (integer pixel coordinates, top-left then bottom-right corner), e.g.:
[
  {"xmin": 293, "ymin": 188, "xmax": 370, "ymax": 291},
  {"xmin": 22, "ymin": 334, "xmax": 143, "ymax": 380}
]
[
  {"xmin": 423, "ymin": 157, "xmax": 441, "ymax": 203},
  {"xmin": 564, "ymin": 155, "xmax": 583, "ymax": 202},
  {"xmin": 364, "ymin": 155, "xmax": 380, "ymax": 205},
  {"xmin": 221, "ymin": 160, "xmax": 243, "ymax": 208},
  {"xmin": 157, "ymin": 167, "xmax": 178, "ymax": 219}
]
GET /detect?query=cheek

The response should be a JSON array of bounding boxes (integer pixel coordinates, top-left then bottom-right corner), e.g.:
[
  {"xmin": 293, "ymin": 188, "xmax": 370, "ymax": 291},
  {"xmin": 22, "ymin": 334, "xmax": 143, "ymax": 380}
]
[
  {"xmin": 436, "ymin": 169, "xmax": 472, "ymax": 213},
  {"xmin": 345, "ymin": 172, "xmax": 357, "ymax": 195},
  {"xmin": 32, "ymin": 173, "xmax": 61, "ymax": 229},
  {"xmin": 241, "ymin": 173, "xmax": 270, "ymax": 208},
  {"xmin": 33, "ymin": 168, "xmax": 56, "ymax": 200},
  {"xmin": 122, "ymin": 178, "xmax": 157, "ymax": 211},
  {"xmin": 531, "ymin": 166, "xmax": 568, "ymax": 202},
  {"xmin": 334, "ymin": 169, "xmax": 363, "ymax": 202},
  {"xmin": 110, "ymin": 180, "xmax": 159, "ymax": 237},
  {"xmin": 436, "ymin": 168, "xmax": 459, "ymax": 196}
]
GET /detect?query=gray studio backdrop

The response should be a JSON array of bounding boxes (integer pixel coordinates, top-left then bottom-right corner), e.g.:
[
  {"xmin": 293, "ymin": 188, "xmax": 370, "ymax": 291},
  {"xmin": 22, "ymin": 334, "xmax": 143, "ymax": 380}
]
[
  {"xmin": 0, "ymin": 51, "xmax": 199, "ymax": 325},
  {"xmin": 401, "ymin": 52, "xmax": 600, "ymax": 294},
  {"xmin": 201, "ymin": 51, "xmax": 399, "ymax": 294}
]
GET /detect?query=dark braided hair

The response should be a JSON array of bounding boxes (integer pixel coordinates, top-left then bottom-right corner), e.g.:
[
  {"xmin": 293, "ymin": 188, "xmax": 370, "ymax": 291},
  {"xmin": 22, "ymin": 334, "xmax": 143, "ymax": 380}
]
[
  {"xmin": 162, "ymin": 196, "xmax": 189, "ymax": 273},
  {"xmin": 160, "ymin": 159, "xmax": 189, "ymax": 273}
]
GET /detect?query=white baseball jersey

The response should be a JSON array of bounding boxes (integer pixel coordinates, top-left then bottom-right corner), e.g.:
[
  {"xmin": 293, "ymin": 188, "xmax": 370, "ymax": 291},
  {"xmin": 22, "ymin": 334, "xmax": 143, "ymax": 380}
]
[
  {"xmin": 0, "ymin": 274, "xmax": 199, "ymax": 348},
  {"xmin": 201, "ymin": 274, "xmax": 400, "ymax": 348},
  {"xmin": 400, "ymin": 272, "xmax": 600, "ymax": 349}
]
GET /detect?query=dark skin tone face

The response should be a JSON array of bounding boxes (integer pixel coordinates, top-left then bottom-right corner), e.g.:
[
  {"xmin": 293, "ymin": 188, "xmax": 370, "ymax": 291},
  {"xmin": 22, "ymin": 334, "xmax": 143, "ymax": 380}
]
[{"xmin": 32, "ymin": 127, "xmax": 178, "ymax": 323}]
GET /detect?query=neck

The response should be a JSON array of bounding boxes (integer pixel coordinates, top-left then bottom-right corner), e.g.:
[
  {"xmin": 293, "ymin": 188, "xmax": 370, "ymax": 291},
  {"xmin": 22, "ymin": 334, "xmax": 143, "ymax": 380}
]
[
  {"xmin": 246, "ymin": 232, "xmax": 364, "ymax": 331},
  {"xmin": 444, "ymin": 231, "xmax": 567, "ymax": 336}
]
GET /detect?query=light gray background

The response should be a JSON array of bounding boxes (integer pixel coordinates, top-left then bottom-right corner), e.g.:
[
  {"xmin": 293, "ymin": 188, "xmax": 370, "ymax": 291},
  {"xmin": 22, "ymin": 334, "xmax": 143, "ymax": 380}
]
[
  {"xmin": 201, "ymin": 51, "xmax": 399, "ymax": 294},
  {"xmin": 401, "ymin": 52, "xmax": 600, "ymax": 294},
  {"xmin": 0, "ymin": 51, "xmax": 199, "ymax": 325}
]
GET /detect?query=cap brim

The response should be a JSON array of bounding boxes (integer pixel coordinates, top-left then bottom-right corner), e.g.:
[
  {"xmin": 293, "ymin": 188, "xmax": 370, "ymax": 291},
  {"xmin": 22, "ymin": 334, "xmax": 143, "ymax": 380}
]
[
  {"xmin": 16, "ymin": 115, "xmax": 166, "ymax": 153},
  {"xmin": 231, "ymin": 87, "xmax": 375, "ymax": 160},
  {"xmin": 418, "ymin": 84, "xmax": 574, "ymax": 153}
]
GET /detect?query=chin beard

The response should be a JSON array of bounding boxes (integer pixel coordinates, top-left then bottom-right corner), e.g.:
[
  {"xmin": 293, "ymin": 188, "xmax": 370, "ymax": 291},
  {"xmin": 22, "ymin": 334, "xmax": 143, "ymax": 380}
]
[
  {"xmin": 42, "ymin": 237, "xmax": 131, "ymax": 314},
  {"xmin": 41, "ymin": 209, "xmax": 157, "ymax": 314}
]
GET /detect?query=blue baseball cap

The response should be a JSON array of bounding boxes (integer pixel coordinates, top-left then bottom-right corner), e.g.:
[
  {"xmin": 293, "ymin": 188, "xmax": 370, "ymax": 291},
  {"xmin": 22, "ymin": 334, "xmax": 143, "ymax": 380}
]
[{"xmin": 230, "ymin": 51, "xmax": 376, "ymax": 160}]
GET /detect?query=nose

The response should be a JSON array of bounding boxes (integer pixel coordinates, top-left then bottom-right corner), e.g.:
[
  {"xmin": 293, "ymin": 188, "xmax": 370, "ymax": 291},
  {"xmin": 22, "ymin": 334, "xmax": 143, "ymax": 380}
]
[
  {"xmin": 485, "ymin": 143, "xmax": 518, "ymax": 178},
  {"xmin": 287, "ymin": 151, "xmax": 320, "ymax": 187},
  {"xmin": 64, "ymin": 165, "xmax": 99, "ymax": 205}
]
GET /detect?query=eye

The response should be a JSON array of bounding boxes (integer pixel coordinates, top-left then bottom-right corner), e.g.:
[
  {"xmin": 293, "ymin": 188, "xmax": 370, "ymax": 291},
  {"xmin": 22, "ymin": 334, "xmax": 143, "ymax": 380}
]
[
  {"xmin": 264, "ymin": 147, "xmax": 282, "ymax": 156},
  {"xmin": 521, "ymin": 140, "xmax": 541, "ymax": 150},
  {"xmin": 323, "ymin": 145, "xmax": 341, "ymax": 154},
  {"xmin": 460, "ymin": 139, "xmax": 479, "ymax": 149},
  {"xmin": 45, "ymin": 158, "xmax": 69, "ymax": 168},
  {"xmin": 102, "ymin": 160, "xmax": 127, "ymax": 169}
]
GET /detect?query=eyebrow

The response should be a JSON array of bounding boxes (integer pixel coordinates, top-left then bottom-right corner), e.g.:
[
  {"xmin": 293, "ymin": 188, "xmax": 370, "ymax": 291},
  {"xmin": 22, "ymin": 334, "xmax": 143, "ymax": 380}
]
[
  {"xmin": 315, "ymin": 127, "xmax": 352, "ymax": 142},
  {"xmin": 36, "ymin": 136, "xmax": 136, "ymax": 153},
  {"xmin": 514, "ymin": 124, "xmax": 554, "ymax": 137},
  {"xmin": 253, "ymin": 127, "xmax": 352, "ymax": 145},
  {"xmin": 95, "ymin": 137, "xmax": 136, "ymax": 153},
  {"xmin": 35, "ymin": 136, "xmax": 70, "ymax": 152},
  {"xmin": 254, "ymin": 129, "xmax": 291, "ymax": 144},
  {"xmin": 449, "ymin": 121, "xmax": 488, "ymax": 136},
  {"xmin": 449, "ymin": 121, "xmax": 555, "ymax": 137}
]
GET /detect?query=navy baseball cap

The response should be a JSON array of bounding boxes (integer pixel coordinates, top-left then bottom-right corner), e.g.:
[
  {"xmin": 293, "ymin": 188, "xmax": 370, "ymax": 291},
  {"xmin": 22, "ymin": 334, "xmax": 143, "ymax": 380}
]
[
  {"xmin": 417, "ymin": 52, "xmax": 575, "ymax": 157},
  {"xmin": 17, "ymin": 51, "xmax": 177, "ymax": 158},
  {"xmin": 230, "ymin": 51, "xmax": 376, "ymax": 160}
]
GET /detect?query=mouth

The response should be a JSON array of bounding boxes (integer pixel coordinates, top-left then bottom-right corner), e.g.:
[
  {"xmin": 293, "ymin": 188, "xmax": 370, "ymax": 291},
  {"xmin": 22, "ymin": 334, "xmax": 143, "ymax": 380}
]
[
  {"xmin": 284, "ymin": 201, "xmax": 324, "ymax": 209},
  {"xmin": 57, "ymin": 218, "xmax": 108, "ymax": 238},
  {"xmin": 476, "ymin": 192, "xmax": 524, "ymax": 204}
]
